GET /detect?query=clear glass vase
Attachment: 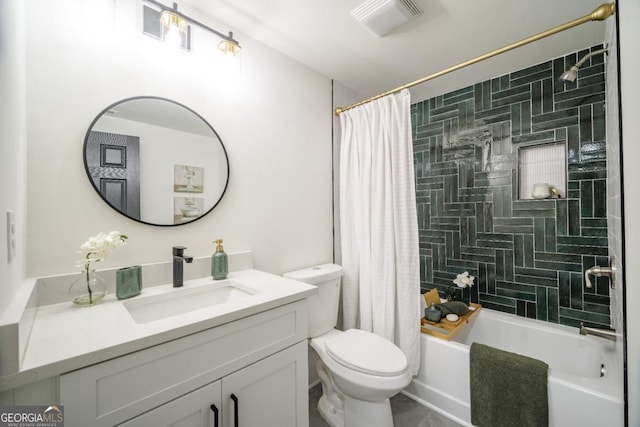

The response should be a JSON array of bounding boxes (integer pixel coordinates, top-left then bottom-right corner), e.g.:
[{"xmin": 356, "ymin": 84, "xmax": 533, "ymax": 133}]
[
  {"xmin": 69, "ymin": 269, "xmax": 107, "ymax": 306},
  {"xmin": 447, "ymin": 286, "xmax": 462, "ymax": 301},
  {"xmin": 462, "ymin": 286, "xmax": 471, "ymax": 304},
  {"xmin": 448, "ymin": 286, "xmax": 470, "ymax": 304}
]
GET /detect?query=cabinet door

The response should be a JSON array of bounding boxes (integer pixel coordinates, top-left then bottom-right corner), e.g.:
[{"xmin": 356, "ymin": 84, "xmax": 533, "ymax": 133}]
[
  {"xmin": 119, "ymin": 380, "xmax": 221, "ymax": 427},
  {"xmin": 222, "ymin": 341, "xmax": 308, "ymax": 427}
]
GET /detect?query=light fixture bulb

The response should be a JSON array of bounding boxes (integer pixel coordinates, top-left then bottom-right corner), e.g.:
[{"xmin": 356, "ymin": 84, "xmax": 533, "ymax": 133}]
[
  {"xmin": 164, "ymin": 25, "xmax": 183, "ymax": 47},
  {"xmin": 218, "ymin": 39, "xmax": 241, "ymax": 56},
  {"xmin": 160, "ymin": 10, "xmax": 188, "ymax": 48}
]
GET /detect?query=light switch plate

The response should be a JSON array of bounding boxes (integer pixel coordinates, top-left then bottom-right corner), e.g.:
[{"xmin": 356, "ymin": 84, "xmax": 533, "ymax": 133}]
[{"xmin": 6, "ymin": 210, "xmax": 15, "ymax": 262}]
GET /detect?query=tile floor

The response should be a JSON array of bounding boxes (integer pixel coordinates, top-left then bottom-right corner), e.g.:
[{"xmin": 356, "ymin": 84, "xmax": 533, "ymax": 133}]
[{"xmin": 308, "ymin": 384, "xmax": 462, "ymax": 427}]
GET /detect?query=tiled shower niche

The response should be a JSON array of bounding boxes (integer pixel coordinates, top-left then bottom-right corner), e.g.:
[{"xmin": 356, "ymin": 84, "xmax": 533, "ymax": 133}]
[{"xmin": 412, "ymin": 45, "xmax": 610, "ymax": 328}]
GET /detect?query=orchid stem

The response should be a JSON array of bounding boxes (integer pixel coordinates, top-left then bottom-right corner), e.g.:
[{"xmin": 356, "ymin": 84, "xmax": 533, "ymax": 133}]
[{"xmin": 85, "ymin": 260, "xmax": 93, "ymax": 305}]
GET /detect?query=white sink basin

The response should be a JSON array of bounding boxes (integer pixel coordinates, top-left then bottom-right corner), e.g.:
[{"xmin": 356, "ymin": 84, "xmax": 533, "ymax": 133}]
[{"xmin": 124, "ymin": 280, "xmax": 260, "ymax": 324}]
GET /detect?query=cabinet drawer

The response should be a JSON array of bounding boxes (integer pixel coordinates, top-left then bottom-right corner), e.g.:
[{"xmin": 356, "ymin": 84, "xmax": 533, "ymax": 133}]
[
  {"xmin": 118, "ymin": 381, "xmax": 221, "ymax": 427},
  {"xmin": 60, "ymin": 300, "xmax": 307, "ymax": 427}
]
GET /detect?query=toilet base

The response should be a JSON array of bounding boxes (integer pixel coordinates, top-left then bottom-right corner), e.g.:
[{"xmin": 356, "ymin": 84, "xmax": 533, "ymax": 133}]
[
  {"xmin": 317, "ymin": 394, "xmax": 344, "ymax": 427},
  {"xmin": 344, "ymin": 395, "xmax": 394, "ymax": 427},
  {"xmin": 316, "ymin": 359, "xmax": 344, "ymax": 427},
  {"xmin": 317, "ymin": 392, "xmax": 395, "ymax": 427},
  {"xmin": 315, "ymin": 358, "xmax": 395, "ymax": 427}
]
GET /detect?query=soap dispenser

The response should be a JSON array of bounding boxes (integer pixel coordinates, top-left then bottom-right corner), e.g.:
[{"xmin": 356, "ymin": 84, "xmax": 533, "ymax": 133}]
[{"xmin": 211, "ymin": 239, "xmax": 228, "ymax": 280}]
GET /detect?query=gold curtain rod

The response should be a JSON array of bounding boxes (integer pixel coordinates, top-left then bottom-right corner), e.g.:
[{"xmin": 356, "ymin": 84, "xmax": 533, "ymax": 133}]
[{"xmin": 334, "ymin": 2, "xmax": 615, "ymax": 116}]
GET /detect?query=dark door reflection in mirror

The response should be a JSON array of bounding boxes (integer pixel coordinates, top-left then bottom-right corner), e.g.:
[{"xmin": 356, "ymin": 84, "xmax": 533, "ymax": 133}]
[
  {"xmin": 84, "ymin": 97, "xmax": 229, "ymax": 226},
  {"xmin": 86, "ymin": 131, "xmax": 141, "ymax": 219}
]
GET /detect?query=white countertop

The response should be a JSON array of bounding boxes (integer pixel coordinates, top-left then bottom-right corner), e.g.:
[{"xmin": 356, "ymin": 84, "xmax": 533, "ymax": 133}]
[{"xmin": 0, "ymin": 269, "xmax": 316, "ymax": 391}]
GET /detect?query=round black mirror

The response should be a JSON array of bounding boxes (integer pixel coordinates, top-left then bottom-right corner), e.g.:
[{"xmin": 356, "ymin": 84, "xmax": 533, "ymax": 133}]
[{"xmin": 83, "ymin": 96, "xmax": 229, "ymax": 226}]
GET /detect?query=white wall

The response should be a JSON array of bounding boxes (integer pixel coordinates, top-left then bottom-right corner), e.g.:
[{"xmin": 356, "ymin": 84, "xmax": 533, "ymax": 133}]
[
  {"xmin": 0, "ymin": 0, "xmax": 27, "ymax": 313},
  {"xmin": 618, "ymin": 0, "xmax": 640, "ymax": 424},
  {"xmin": 23, "ymin": 0, "xmax": 333, "ymax": 279}
]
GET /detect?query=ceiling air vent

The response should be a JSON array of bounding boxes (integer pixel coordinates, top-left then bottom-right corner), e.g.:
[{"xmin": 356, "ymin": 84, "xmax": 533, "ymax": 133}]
[{"xmin": 351, "ymin": 0, "xmax": 422, "ymax": 37}]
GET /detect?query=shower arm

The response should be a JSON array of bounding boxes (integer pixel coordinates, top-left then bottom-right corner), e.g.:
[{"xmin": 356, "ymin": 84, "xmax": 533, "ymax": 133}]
[
  {"xmin": 334, "ymin": 3, "xmax": 616, "ymax": 115},
  {"xmin": 572, "ymin": 48, "xmax": 609, "ymax": 70}
]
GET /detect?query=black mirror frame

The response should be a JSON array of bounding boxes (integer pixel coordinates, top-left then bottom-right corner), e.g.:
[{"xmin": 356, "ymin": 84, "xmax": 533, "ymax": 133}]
[{"xmin": 83, "ymin": 96, "xmax": 230, "ymax": 227}]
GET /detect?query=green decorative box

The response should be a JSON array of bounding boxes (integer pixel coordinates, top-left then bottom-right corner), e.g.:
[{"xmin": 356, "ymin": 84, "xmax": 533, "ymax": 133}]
[{"xmin": 116, "ymin": 265, "xmax": 142, "ymax": 300}]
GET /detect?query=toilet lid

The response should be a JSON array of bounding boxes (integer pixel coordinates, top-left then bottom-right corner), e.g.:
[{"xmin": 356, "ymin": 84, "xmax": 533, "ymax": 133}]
[{"xmin": 325, "ymin": 329, "xmax": 407, "ymax": 377}]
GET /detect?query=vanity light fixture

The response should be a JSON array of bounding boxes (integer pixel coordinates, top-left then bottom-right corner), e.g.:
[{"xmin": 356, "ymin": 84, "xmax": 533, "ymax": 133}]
[
  {"xmin": 159, "ymin": 8, "xmax": 189, "ymax": 47},
  {"xmin": 145, "ymin": 0, "xmax": 242, "ymax": 56}
]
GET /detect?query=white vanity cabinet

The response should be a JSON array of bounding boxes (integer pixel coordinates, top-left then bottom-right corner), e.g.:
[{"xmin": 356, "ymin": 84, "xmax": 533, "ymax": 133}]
[{"xmin": 59, "ymin": 301, "xmax": 309, "ymax": 427}]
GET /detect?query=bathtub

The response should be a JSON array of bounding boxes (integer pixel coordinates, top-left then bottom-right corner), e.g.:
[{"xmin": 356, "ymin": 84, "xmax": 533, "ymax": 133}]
[{"xmin": 404, "ymin": 308, "xmax": 624, "ymax": 426}]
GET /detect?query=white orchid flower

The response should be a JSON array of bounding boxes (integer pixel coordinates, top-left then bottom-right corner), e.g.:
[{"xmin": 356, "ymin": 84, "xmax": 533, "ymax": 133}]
[
  {"xmin": 453, "ymin": 271, "xmax": 475, "ymax": 288},
  {"xmin": 76, "ymin": 231, "xmax": 128, "ymax": 271}
]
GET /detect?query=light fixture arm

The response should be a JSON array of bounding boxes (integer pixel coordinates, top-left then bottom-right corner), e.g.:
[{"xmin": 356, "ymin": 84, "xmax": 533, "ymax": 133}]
[{"xmin": 145, "ymin": 0, "xmax": 240, "ymax": 46}]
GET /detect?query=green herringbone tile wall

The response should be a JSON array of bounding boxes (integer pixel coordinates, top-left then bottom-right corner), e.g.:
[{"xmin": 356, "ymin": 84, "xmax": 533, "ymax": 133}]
[{"xmin": 412, "ymin": 45, "xmax": 610, "ymax": 328}]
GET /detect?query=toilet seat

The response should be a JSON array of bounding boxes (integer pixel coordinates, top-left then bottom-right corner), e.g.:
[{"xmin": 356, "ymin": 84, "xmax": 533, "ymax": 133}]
[{"xmin": 325, "ymin": 329, "xmax": 407, "ymax": 377}]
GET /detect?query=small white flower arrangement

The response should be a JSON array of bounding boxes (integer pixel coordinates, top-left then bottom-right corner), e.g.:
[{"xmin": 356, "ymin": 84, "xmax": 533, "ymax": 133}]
[
  {"xmin": 73, "ymin": 231, "xmax": 128, "ymax": 305},
  {"xmin": 76, "ymin": 231, "xmax": 128, "ymax": 269},
  {"xmin": 453, "ymin": 271, "xmax": 475, "ymax": 288}
]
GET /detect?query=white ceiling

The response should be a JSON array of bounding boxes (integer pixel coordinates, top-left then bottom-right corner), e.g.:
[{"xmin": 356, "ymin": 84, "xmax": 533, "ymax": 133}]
[{"xmin": 185, "ymin": 0, "xmax": 610, "ymax": 104}]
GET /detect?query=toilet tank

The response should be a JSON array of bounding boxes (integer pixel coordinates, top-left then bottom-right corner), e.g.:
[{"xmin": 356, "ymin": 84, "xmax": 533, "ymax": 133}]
[{"xmin": 283, "ymin": 263, "xmax": 343, "ymax": 338}]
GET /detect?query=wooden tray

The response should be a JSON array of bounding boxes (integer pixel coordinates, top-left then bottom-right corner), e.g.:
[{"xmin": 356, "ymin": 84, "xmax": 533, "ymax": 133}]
[{"xmin": 420, "ymin": 303, "xmax": 481, "ymax": 341}]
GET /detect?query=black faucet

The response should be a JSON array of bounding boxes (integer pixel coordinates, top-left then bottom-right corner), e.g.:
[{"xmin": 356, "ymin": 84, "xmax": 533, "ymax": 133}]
[{"xmin": 172, "ymin": 246, "xmax": 194, "ymax": 287}]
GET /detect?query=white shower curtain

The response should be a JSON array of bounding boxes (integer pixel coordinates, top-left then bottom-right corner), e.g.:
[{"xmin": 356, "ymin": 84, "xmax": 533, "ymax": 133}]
[{"xmin": 339, "ymin": 89, "xmax": 421, "ymax": 375}]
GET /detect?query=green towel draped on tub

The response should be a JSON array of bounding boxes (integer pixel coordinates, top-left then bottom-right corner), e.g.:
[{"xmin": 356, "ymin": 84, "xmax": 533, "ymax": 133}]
[{"xmin": 470, "ymin": 342, "xmax": 549, "ymax": 427}]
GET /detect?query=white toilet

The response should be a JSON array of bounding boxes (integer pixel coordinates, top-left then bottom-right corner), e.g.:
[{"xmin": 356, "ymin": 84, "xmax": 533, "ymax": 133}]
[{"xmin": 284, "ymin": 264, "xmax": 411, "ymax": 427}]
